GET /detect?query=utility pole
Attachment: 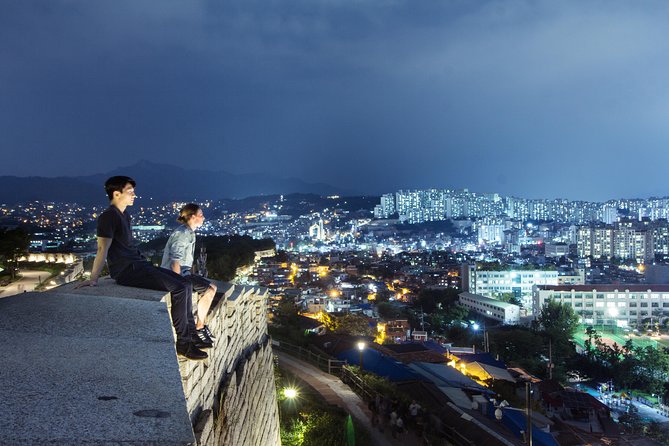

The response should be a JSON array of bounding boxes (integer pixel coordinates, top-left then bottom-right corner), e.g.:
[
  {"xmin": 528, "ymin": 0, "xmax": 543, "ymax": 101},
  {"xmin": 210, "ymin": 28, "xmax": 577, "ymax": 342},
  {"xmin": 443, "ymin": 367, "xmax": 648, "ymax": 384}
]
[
  {"xmin": 548, "ymin": 339, "xmax": 553, "ymax": 380},
  {"xmin": 525, "ymin": 382, "xmax": 533, "ymax": 446}
]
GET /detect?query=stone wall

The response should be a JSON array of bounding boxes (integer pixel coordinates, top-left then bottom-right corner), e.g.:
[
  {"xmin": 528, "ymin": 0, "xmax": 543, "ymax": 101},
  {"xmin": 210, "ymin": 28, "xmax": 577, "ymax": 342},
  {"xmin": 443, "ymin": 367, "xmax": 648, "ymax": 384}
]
[
  {"xmin": 182, "ymin": 283, "xmax": 281, "ymax": 446},
  {"xmin": 0, "ymin": 278, "xmax": 280, "ymax": 445}
]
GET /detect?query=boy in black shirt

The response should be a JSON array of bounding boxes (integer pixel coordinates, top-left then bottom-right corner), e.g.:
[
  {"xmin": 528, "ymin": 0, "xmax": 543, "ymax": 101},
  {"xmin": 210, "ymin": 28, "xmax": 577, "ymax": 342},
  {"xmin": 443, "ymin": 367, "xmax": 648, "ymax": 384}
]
[{"xmin": 76, "ymin": 176, "xmax": 209, "ymax": 360}]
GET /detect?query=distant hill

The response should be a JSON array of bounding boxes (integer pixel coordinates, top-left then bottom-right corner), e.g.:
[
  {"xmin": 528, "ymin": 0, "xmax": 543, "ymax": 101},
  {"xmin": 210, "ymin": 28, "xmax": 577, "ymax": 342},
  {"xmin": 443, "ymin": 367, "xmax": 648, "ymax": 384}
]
[{"xmin": 0, "ymin": 160, "xmax": 354, "ymax": 205}]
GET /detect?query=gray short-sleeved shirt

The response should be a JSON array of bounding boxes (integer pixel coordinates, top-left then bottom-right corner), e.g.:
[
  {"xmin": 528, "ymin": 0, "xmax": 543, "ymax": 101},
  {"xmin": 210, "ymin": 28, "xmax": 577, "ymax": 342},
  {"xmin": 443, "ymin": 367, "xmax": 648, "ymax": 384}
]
[{"xmin": 161, "ymin": 225, "xmax": 195, "ymax": 270}]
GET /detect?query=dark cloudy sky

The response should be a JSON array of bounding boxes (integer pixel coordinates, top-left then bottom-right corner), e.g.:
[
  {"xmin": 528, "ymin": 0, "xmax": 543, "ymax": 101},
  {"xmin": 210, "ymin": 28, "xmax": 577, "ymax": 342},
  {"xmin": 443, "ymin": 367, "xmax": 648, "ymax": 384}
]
[{"xmin": 2, "ymin": 1, "xmax": 669, "ymax": 201}]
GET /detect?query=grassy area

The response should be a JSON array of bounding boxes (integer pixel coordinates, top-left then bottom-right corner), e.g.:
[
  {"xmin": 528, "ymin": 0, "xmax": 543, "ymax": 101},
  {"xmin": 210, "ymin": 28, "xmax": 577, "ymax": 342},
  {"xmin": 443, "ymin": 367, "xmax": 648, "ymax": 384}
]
[
  {"xmin": 276, "ymin": 366, "xmax": 370, "ymax": 446},
  {"xmin": 573, "ymin": 325, "xmax": 658, "ymax": 350}
]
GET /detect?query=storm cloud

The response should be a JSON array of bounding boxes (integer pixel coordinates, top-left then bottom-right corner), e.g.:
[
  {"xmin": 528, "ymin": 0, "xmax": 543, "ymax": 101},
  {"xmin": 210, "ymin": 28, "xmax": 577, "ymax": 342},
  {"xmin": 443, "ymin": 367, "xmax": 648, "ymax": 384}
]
[{"xmin": 2, "ymin": 0, "xmax": 669, "ymax": 200}]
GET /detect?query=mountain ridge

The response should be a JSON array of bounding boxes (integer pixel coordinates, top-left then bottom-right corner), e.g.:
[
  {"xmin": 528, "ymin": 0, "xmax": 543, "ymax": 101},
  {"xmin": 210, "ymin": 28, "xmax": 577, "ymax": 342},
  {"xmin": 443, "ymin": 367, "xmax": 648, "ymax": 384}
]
[{"xmin": 0, "ymin": 160, "xmax": 354, "ymax": 205}]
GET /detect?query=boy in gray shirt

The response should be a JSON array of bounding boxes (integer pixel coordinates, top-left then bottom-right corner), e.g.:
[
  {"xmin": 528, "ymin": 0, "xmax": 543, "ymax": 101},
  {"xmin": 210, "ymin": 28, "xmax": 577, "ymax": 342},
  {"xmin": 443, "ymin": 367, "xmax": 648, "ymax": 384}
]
[{"xmin": 162, "ymin": 203, "xmax": 217, "ymax": 345}]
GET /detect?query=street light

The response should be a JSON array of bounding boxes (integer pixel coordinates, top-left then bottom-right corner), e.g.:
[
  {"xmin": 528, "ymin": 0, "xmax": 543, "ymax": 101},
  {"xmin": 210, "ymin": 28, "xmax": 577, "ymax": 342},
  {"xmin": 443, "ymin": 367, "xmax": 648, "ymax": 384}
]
[
  {"xmin": 471, "ymin": 322, "xmax": 489, "ymax": 352},
  {"xmin": 357, "ymin": 341, "xmax": 366, "ymax": 371},
  {"xmin": 279, "ymin": 387, "xmax": 299, "ymax": 421},
  {"xmin": 283, "ymin": 387, "xmax": 298, "ymax": 400}
]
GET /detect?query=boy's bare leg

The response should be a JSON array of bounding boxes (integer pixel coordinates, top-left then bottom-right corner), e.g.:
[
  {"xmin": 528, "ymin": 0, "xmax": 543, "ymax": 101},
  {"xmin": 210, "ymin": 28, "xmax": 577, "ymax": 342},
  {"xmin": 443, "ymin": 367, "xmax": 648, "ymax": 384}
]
[{"xmin": 196, "ymin": 284, "xmax": 217, "ymax": 329}]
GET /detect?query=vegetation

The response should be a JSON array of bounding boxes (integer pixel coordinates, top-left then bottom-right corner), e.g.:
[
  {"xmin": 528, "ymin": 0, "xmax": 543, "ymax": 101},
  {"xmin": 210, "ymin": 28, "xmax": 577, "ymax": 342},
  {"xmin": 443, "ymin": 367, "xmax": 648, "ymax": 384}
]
[
  {"xmin": 140, "ymin": 234, "xmax": 275, "ymax": 281},
  {"xmin": 348, "ymin": 366, "xmax": 405, "ymax": 402},
  {"xmin": 269, "ymin": 297, "xmax": 311, "ymax": 346},
  {"xmin": 536, "ymin": 300, "xmax": 580, "ymax": 343},
  {"xmin": 488, "ymin": 327, "xmax": 548, "ymax": 377},
  {"xmin": 376, "ymin": 301, "xmax": 403, "ymax": 320},
  {"xmin": 276, "ymin": 367, "xmax": 370, "ymax": 446},
  {"xmin": 576, "ymin": 326, "xmax": 669, "ymax": 396},
  {"xmin": 320, "ymin": 312, "xmax": 375, "ymax": 337},
  {"xmin": 0, "ymin": 227, "xmax": 30, "ymax": 280},
  {"xmin": 202, "ymin": 235, "xmax": 275, "ymax": 281}
]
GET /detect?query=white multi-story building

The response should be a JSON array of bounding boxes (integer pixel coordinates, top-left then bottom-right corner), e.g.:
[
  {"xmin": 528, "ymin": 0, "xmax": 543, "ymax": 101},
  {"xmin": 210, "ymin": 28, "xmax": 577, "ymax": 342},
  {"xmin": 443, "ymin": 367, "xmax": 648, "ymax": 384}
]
[
  {"xmin": 478, "ymin": 223, "xmax": 506, "ymax": 246},
  {"xmin": 533, "ymin": 284, "xmax": 669, "ymax": 328},
  {"xmin": 544, "ymin": 243, "xmax": 570, "ymax": 258},
  {"xmin": 468, "ymin": 268, "xmax": 559, "ymax": 310},
  {"xmin": 458, "ymin": 292, "xmax": 520, "ymax": 325}
]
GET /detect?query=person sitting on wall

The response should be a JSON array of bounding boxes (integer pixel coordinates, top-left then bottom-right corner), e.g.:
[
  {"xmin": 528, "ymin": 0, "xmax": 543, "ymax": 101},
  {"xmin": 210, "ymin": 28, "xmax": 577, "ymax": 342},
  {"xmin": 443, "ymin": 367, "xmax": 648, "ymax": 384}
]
[
  {"xmin": 76, "ymin": 176, "xmax": 209, "ymax": 361},
  {"xmin": 161, "ymin": 203, "xmax": 217, "ymax": 346}
]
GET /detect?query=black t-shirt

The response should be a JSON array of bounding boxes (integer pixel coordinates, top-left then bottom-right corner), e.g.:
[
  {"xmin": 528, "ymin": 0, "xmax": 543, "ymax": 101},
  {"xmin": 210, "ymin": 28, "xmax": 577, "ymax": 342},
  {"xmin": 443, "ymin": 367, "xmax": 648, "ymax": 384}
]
[{"xmin": 96, "ymin": 206, "xmax": 147, "ymax": 278}]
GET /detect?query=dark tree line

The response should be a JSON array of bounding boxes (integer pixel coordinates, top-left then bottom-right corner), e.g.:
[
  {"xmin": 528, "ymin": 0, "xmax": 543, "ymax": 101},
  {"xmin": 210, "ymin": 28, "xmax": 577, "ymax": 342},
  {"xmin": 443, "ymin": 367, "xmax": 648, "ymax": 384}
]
[
  {"xmin": 0, "ymin": 227, "xmax": 30, "ymax": 280},
  {"xmin": 201, "ymin": 235, "xmax": 275, "ymax": 281}
]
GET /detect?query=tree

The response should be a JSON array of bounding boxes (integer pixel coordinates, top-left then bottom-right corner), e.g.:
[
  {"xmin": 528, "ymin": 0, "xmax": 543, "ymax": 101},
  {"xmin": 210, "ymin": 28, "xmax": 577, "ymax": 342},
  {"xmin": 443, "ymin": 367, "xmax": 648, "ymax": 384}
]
[
  {"xmin": 333, "ymin": 314, "xmax": 375, "ymax": 337},
  {"xmin": 0, "ymin": 228, "xmax": 30, "ymax": 280},
  {"xmin": 498, "ymin": 293, "xmax": 523, "ymax": 307},
  {"xmin": 443, "ymin": 304, "xmax": 469, "ymax": 324},
  {"xmin": 537, "ymin": 300, "xmax": 579, "ymax": 381},
  {"xmin": 376, "ymin": 302, "xmax": 402, "ymax": 320},
  {"xmin": 537, "ymin": 300, "xmax": 579, "ymax": 344},
  {"xmin": 583, "ymin": 326, "xmax": 601, "ymax": 359}
]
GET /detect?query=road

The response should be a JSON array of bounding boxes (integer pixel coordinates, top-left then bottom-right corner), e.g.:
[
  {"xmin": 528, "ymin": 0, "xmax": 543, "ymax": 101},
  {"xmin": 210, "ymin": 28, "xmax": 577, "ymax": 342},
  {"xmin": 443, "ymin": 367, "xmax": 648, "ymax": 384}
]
[{"xmin": 0, "ymin": 270, "xmax": 49, "ymax": 298}]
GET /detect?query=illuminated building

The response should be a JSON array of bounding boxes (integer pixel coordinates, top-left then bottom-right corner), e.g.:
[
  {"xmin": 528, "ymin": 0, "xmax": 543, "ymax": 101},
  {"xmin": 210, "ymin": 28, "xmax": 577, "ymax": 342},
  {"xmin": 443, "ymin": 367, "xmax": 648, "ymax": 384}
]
[
  {"xmin": 458, "ymin": 292, "xmax": 520, "ymax": 325},
  {"xmin": 533, "ymin": 284, "xmax": 669, "ymax": 328}
]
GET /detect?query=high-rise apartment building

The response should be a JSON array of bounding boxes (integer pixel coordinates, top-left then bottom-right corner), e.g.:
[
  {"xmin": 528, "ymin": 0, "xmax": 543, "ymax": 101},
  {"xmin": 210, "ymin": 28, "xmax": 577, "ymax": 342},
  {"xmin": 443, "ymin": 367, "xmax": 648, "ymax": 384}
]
[
  {"xmin": 375, "ymin": 189, "xmax": 669, "ymax": 226},
  {"xmin": 576, "ymin": 224, "xmax": 653, "ymax": 262}
]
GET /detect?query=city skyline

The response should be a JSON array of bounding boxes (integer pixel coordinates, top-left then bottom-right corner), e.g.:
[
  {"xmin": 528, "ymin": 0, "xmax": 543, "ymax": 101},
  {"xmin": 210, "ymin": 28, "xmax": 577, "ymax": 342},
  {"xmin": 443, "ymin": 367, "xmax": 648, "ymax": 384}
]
[{"xmin": 3, "ymin": 1, "xmax": 669, "ymax": 201}]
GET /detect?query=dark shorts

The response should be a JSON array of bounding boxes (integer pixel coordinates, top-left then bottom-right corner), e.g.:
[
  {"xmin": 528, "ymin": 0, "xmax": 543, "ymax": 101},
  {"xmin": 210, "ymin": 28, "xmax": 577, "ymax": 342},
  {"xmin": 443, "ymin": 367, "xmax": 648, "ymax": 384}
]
[{"xmin": 182, "ymin": 268, "xmax": 212, "ymax": 295}]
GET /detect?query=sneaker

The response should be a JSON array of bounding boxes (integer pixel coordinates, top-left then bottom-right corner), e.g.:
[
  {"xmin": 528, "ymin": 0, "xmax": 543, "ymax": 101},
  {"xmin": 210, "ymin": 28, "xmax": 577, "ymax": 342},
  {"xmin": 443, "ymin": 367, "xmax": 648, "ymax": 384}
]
[
  {"xmin": 176, "ymin": 342, "xmax": 208, "ymax": 361},
  {"xmin": 203, "ymin": 325, "xmax": 216, "ymax": 341},
  {"xmin": 191, "ymin": 330, "xmax": 214, "ymax": 348},
  {"xmin": 195, "ymin": 328, "xmax": 214, "ymax": 348}
]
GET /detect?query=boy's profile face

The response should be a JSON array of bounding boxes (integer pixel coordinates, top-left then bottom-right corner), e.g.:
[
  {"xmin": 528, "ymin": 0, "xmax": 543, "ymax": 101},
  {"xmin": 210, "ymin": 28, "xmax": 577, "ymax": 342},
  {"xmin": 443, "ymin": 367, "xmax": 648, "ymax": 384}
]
[
  {"xmin": 114, "ymin": 183, "xmax": 136, "ymax": 206},
  {"xmin": 190, "ymin": 210, "xmax": 205, "ymax": 229}
]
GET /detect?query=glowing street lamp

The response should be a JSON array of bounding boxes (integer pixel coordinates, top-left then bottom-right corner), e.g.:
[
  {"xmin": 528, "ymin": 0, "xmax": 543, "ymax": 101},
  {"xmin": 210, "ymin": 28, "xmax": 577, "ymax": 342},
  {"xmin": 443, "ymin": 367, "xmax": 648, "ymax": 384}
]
[
  {"xmin": 471, "ymin": 322, "xmax": 489, "ymax": 352},
  {"xmin": 280, "ymin": 387, "xmax": 299, "ymax": 420},
  {"xmin": 357, "ymin": 341, "xmax": 366, "ymax": 371},
  {"xmin": 283, "ymin": 387, "xmax": 298, "ymax": 400}
]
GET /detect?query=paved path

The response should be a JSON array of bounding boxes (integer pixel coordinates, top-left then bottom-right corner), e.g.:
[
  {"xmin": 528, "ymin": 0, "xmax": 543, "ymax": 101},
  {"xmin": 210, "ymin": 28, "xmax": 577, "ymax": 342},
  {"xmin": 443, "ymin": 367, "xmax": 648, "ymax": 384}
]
[
  {"xmin": 0, "ymin": 270, "xmax": 48, "ymax": 298},
  {"xmin": 275, "ymin": 351, "xmax": 423, "ymax": 446},
  {"xmin": 581, "ymin": 384, "xmax": 669, "ymax": 424}
]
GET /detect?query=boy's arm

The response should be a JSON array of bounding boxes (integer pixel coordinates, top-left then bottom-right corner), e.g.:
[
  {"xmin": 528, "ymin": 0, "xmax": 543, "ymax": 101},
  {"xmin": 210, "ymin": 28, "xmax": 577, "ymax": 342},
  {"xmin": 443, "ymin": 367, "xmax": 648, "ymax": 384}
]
[
  {"xmin": 167, "ymin": 232, "xmax": 190, "ymax": 275},
  {"xmin": 76, "ymin": 237, "xmax": 112, "ymax": 287},
  {"xmin": 170, "ymin": 260, "xmax": 181, "ymax": 275}
]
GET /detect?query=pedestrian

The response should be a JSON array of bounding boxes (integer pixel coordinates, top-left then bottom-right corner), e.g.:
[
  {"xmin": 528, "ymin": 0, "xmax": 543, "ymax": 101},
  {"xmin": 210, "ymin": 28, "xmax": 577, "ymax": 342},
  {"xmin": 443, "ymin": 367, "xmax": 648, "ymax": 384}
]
[
  {"xmin": 390, "ymin": 410, "xmax": 398, "ymax": 438},
  {"xmin": 395, "ymin": 416, "xmax": 405, "ymax": 437},
  {"xmin": 409, "ymin": 399, "xmax": 422, "ymax": 427},
  {"xmin": 378, "ymin": 397, "xmax": 388, "ymax": 432}
]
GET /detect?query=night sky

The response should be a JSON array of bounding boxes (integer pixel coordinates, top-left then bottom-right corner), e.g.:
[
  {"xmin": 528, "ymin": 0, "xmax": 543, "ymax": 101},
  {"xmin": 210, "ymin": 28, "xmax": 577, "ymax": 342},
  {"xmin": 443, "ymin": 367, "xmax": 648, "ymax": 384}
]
[{"xmin": 2, "ymin": 1, "xmax": 669, "ymax": 201}]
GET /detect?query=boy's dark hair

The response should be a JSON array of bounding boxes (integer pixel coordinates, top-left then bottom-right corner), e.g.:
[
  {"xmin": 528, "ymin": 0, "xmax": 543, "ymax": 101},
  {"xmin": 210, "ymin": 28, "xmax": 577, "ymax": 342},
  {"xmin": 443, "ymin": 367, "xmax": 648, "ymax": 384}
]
[
  {"xmin": 104, "ymin": 176, "xmax": 136, "ymax": 201},
  {"xmin": 177, "ymin": 203, "xmax": 201, "ymax": 224}
]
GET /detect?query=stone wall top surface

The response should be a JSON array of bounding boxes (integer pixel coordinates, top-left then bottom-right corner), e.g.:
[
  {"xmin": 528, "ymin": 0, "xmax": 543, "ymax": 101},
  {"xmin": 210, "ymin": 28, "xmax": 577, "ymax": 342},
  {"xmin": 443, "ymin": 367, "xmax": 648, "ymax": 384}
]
[
  {"xmin": 0, "ymin": 286, "xmax": 194, "ymax": 445},
  {"xmin": 56, "ymin": 277, "xmax": 169, "ymax": 302}
]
